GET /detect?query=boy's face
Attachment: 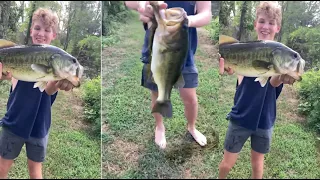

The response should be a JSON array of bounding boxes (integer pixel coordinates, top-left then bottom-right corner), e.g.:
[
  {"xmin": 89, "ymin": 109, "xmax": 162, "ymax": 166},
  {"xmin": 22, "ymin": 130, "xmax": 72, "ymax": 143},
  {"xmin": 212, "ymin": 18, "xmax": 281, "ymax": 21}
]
[
  {"xmin": 254, "ymin": 13, "xmax": 281, "ymax": 41},
  {"xmin": 30, "ymin": 20, "xmax": 57, "ymax": 45}
]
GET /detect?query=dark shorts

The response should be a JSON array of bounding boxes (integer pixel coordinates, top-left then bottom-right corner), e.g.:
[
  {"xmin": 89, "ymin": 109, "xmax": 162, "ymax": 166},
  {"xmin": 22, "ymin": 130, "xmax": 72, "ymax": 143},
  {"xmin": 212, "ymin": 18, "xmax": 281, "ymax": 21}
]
[
  {"xmin": 141, "ymin": 63, "xmax": 199, "ymax": 91},
  {"xmin": 224, "ymin": 121, "xmax": 273, "ymax": 154},
  {"xmin": 0, "ymin": 127, "xmax": 49, "ymax": 162}
]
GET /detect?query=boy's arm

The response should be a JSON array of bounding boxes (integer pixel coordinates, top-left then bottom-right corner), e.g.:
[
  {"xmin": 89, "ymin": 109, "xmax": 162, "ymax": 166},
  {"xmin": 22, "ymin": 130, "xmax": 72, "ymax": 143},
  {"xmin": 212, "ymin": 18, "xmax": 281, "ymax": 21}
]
[
  {"xmin": 124, "ymin": 1, "xmax": 140, "ymax": 11},
  {"xmin": 187, "ymin": 1, "xmax": 212, "ymax": 28}
]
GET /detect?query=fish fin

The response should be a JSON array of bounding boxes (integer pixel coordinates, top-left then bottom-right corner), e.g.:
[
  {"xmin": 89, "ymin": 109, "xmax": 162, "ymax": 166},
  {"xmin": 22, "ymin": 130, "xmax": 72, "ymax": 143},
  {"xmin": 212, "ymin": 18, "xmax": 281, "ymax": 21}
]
[
  {"xmin": 33, "ymin": 81, "xmax": 47, "ymax": 92},
  {"xmin": 152, "ymin": 100, "xmax": 173, "ymax": 118},
  {"xmin": 0, "ymin": 39, "xmax": 16, "ymax": 48},
  {"xmin": 173, "ymin": 74, "xmax": 185, "ymax": 89},
  {"xmin": 219, "ymin": 35, "xmax": 239, "ymax": 45},
  {"xmin": 254, "ymin": 77, "xmax": 269, "ymax": 87},
  {"xmin": 31, "ymin": 64, "xmax": 52, "ymax": 74},
  {"xmin": 252, "ymin": 60, "xmax": 273, "ymax": 74}
]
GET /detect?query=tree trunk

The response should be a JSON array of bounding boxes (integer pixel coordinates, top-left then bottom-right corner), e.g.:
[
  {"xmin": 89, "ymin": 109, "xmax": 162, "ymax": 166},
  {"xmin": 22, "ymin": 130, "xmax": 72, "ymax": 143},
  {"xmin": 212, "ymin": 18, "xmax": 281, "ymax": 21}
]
[
  {"xmin": 0, "ymin": 1, "xmax": 11, "ymax": 39},
  {"xmin": 64, "ymin": 2, "xmax": 74, "ymax": 51},
  {"xmin": 25, "ymin": 1, "xmax": 36, "ymax": 45},
  {"xmin": 238, "ymin": 1, "xmax": 248, "ymax": 41}
]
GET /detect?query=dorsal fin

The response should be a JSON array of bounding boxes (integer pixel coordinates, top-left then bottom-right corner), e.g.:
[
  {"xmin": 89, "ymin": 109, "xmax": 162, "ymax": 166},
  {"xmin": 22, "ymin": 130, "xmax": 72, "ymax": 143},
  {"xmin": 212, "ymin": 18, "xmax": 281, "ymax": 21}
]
[
  {"xmin": 0, "ymin": 39, "xmax": 16, "ymax": 48},
  {"xmin": 219, "ymin": 35, "xmax": 239, "ymax": 45}
]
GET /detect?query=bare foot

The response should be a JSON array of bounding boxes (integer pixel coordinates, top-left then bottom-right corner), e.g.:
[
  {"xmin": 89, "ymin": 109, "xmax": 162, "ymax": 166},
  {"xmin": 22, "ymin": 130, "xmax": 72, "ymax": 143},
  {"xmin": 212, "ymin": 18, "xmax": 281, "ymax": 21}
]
[
  {"xmin": 155, "ymin": 126, "xmax": 166, "ymax": 149},
  {"xmin": 188, "ymin": 127, "xmax": 207, "ymax": 146}
]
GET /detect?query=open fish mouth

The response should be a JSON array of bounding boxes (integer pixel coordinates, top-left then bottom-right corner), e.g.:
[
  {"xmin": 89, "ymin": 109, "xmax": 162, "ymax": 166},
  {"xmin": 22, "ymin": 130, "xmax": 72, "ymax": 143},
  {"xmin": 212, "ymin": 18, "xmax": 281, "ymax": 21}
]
[{"xmin": 76, "ymin": 64, "xmax": 84, "ymax": 79}]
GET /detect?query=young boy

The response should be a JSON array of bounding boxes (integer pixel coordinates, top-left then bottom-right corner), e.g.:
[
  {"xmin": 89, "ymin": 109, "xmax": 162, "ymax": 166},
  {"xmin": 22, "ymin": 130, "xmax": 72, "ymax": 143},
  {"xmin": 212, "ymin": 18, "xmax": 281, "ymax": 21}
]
[
  {"xmin": 125, "ymin": 1, "xmax": 212, "ymax": 149},
  {"xmin": 0, "ymin": 8, "xmax": 75, "ymax": 179},
  {"xmin": 218, "ymin": 1, "xmax": 296, "ymax": 179}
]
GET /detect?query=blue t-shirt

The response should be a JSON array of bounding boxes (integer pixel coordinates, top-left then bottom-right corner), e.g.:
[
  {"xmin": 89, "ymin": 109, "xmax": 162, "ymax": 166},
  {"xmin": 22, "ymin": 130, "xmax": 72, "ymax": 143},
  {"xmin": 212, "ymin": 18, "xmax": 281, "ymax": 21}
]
[
  {"xmin": 227, "ymin": 77, "xmax": 283, "ymax": 130},
  {"xmin": 1, "ymin": 80, "xmax": 57, "ymax": 139},
  {"xmin": 141, "ymin": 1, "xmax": 198, "ymax": 73}
]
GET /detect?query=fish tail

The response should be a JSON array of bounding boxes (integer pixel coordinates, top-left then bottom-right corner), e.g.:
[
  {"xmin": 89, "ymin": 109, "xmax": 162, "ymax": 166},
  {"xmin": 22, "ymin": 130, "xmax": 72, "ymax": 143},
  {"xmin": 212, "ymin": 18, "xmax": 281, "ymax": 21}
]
[{"xmin": 152, "ymin": 100, "xmax": 173, "ymax": 118}]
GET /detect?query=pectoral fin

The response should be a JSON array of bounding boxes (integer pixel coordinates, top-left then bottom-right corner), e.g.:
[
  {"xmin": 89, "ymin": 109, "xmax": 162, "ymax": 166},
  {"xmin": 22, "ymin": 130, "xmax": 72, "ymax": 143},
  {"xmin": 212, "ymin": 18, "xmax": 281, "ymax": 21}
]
[
  {"xmin": 31, "ymin": 64, "xmax": 52, "ymax": 74},
  {"xmin": 33, "ymin": 81, "xmax": 47, "ymax": 92},
  {"xmin": 252, "ymin": 60, "xmax": 273, "ymax": 74},
  {"xmin": 254, "ymin": 77, "xmax": 269, "ymax": 87},
  {"xmin": 173, "ymin": 74, "xmax": 185, "ymax": 89}
]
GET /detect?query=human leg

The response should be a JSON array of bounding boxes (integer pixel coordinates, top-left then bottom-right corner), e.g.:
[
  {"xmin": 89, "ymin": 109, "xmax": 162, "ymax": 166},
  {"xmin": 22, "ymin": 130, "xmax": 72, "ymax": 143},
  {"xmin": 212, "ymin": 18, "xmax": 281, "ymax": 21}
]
[
  {"xmin": 250, "ymin": 127, "xmax": 273, "ymax": 179},
  {"xmin": 218, "ymin": 121, "xmax": 251, "ymax": 178},
  {"xmin": 26, "ymin": 133, "xmax": 49, "ymax": 179},
  {"xmin": 0, "ymin": 128, "xmax": 25, "ymax": 178}
]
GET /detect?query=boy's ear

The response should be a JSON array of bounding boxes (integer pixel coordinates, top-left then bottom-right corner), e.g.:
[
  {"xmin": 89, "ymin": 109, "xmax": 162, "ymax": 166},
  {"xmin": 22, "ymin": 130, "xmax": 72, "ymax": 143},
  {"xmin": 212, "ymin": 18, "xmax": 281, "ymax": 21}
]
[
  {"xmin": 52, "ymin": 32, "xmax": 57, "ymax": 40},
  {"xmin": 276, "ymin": 25, "xmax": 281, "ymax": 33}
]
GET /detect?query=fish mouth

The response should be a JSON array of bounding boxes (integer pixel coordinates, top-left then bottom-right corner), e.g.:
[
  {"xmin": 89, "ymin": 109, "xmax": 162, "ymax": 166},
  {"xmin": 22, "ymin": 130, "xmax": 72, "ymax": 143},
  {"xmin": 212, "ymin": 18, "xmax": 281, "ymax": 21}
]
[
  {"xmin": 76, "ymin": 64, "xmax": 84, "ymax": 79},
  {"xmin": 285, "ymin": 59, "xmax": 305, "ymax": 82},
  {"xmin": 150, "ymin": 1, "xmax": 186, "ymax": 32},
  {"xmin": 297, "ymin": 59, "xmax": 305, "ymax": 76}
]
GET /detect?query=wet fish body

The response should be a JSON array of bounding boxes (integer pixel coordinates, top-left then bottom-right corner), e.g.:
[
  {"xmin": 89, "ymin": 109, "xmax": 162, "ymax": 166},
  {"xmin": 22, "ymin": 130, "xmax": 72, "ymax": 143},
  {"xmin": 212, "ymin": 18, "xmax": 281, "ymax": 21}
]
[
  {"xmin": 219, "ymin": 35, "xmax": 305, "ymax": 87},
  {"xmin": 0, "ymin": 40, "xmax": 84, "ymax": 92},
  {"xmin": 148, "ymin": 1, "xmax": 189, "ymax": 118}
]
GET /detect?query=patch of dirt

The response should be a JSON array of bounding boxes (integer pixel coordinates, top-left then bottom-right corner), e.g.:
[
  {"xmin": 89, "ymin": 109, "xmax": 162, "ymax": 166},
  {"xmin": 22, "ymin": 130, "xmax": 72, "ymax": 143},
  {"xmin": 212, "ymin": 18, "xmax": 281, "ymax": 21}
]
[
  {"xmin": 196, "ymin": 28, "xmax": 219, "ymax": 69},
  {"xmin": 102, "ymin": 47, "xmax": 128, "ymax": 88},
  {"xmin": 102, "ymin": 137, "xmax": 142, "ymax": 176},
  {"xmin": 59, "ymin": 89, "xmax": 91, "ymax": 131},
  {"xmin": 277, "ymin": 85, "xmax": 305, "ymax": 123},
  {"xmin": 181, "ymin": 154, "xmax": 207, "ymax": 179}
]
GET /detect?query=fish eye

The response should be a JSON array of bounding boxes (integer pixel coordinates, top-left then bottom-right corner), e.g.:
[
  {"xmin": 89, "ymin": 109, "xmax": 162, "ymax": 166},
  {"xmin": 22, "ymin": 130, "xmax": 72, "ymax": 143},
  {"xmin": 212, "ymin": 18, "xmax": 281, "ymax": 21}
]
[
  {"xmin": 293, "ymin": 53, "xmax": 298, "ymax": 58},
  {"xmin": 72, "ymin": 58, "xmax": 77, "ymax": 63}
]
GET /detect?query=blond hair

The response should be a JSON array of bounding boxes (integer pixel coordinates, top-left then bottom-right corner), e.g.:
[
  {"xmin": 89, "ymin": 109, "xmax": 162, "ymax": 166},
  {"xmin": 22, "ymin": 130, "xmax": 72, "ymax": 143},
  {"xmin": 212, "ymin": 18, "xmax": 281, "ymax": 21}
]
[
  {"xmin": 256, "ymin": 1, "xmax": 282, "ymax": 26},
  {"xmin": 32, "ymin": 8, "xmax": 59, "ymax": 33}
]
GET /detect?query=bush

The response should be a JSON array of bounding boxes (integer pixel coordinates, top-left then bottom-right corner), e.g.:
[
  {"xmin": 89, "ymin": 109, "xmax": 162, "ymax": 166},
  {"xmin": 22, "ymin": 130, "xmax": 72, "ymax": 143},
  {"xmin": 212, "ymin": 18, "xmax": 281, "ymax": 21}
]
[
  {"xmin": 205, "ymin": 16, "xmax": 219, "ymax": 43},
  {"xmin": 296, "ymin": 70, "xmax": 320, "ymax": 133},
  {"xmin": 80, "ymin": 76, "xmax": 101, "ymax": 136}
]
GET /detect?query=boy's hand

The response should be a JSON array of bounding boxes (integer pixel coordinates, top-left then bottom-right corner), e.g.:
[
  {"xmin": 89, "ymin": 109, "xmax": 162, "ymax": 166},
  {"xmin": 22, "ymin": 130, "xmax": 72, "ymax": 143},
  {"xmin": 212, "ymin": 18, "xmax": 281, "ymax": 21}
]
[
  {"xmin": 45, "ymin": 79, "xmax": 74, "ymax": 95},
  {"xmin": 219, "ymin": 57, "xmax": 234, "ymax": 75},
  {"xmin": 0, "ymin": 62, "xmax": 12, "ymax": 81},
  {"xmin": 137, "ymin": 1, "xmax": 167, "ymax": 23},
  {"xmin": 278, "ymin": 74, "xmax": 296, "ymax": 85}
]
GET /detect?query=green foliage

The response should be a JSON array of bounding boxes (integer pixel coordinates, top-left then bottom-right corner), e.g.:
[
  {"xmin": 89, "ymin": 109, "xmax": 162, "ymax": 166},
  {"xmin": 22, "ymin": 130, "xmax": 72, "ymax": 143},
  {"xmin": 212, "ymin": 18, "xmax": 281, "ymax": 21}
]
[
  {"xmin": 296, "ymin": 70, "xmax": 320, "ymax": 132},
  {"xmin": 102, "ymin": 1, "xmax": 130, "ymax": 36},
  {"xmin": 0, "ymin": 80, "xmax": 11, "ymax": 94},
  {"xmin": 80, "ymin": 76, "xmax": 101, "ymax": 137},
  {"xmin": 287, "ymin": 26, "xmax": 320, "ymax": 70},
  {"xmin": 77, "ymin": 35, "xmax": 101, "ymax": 78},
  {"xmin": 205, "ymin": 16, "xmax": 219, "ymax": 43}
]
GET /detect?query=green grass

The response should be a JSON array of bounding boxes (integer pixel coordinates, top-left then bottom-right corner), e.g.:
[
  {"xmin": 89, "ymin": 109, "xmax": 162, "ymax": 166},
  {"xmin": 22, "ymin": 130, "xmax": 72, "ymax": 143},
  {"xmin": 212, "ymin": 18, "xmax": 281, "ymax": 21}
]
[
  {"xmin": 101, "ymin": 10, "xmax": 320, "ymax": 179},
  {"xmin": 0, "ymin": 83, "xmax": 101, "ymax": 179}
]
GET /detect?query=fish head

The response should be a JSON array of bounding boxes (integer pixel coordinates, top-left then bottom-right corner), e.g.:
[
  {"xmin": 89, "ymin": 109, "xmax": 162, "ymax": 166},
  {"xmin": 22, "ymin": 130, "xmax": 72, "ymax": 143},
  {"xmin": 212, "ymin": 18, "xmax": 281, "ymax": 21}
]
[
  {"xmin": 149, "ymin": 1, "xmax": 188, "ymax": 33},
  {"xmin": 50, "ymin": 51, "xmax": 83, "ymax": 87},
  {"xmin": 272, "ymin": 46, "xmax": 305, "ymax": 80}
]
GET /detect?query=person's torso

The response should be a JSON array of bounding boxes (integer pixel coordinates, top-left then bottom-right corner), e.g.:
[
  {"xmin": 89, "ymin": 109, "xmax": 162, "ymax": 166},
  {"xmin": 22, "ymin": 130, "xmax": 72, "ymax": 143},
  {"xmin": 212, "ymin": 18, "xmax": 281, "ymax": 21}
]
[
  {"xmin": 1, "ymin": 79, "xmax": 58, "ymax": 139},
  {"xmin": 227, "ymin": 76, "xmax": 283, "ymax": 130},
  {"xmin": 141, "ymin": 1, "xmax": 198, "ymax": 73}
]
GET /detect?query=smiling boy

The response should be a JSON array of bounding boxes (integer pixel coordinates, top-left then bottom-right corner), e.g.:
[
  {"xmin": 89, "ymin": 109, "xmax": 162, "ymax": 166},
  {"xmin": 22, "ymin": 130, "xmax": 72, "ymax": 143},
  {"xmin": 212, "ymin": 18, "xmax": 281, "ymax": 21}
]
[
  {"xmin": 0, "ymin": 8, "xmax": 74, "ymax": 179},
  {"xmin": 218, "ymin": 1, "xmax": 296, "ymax": 179}
]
